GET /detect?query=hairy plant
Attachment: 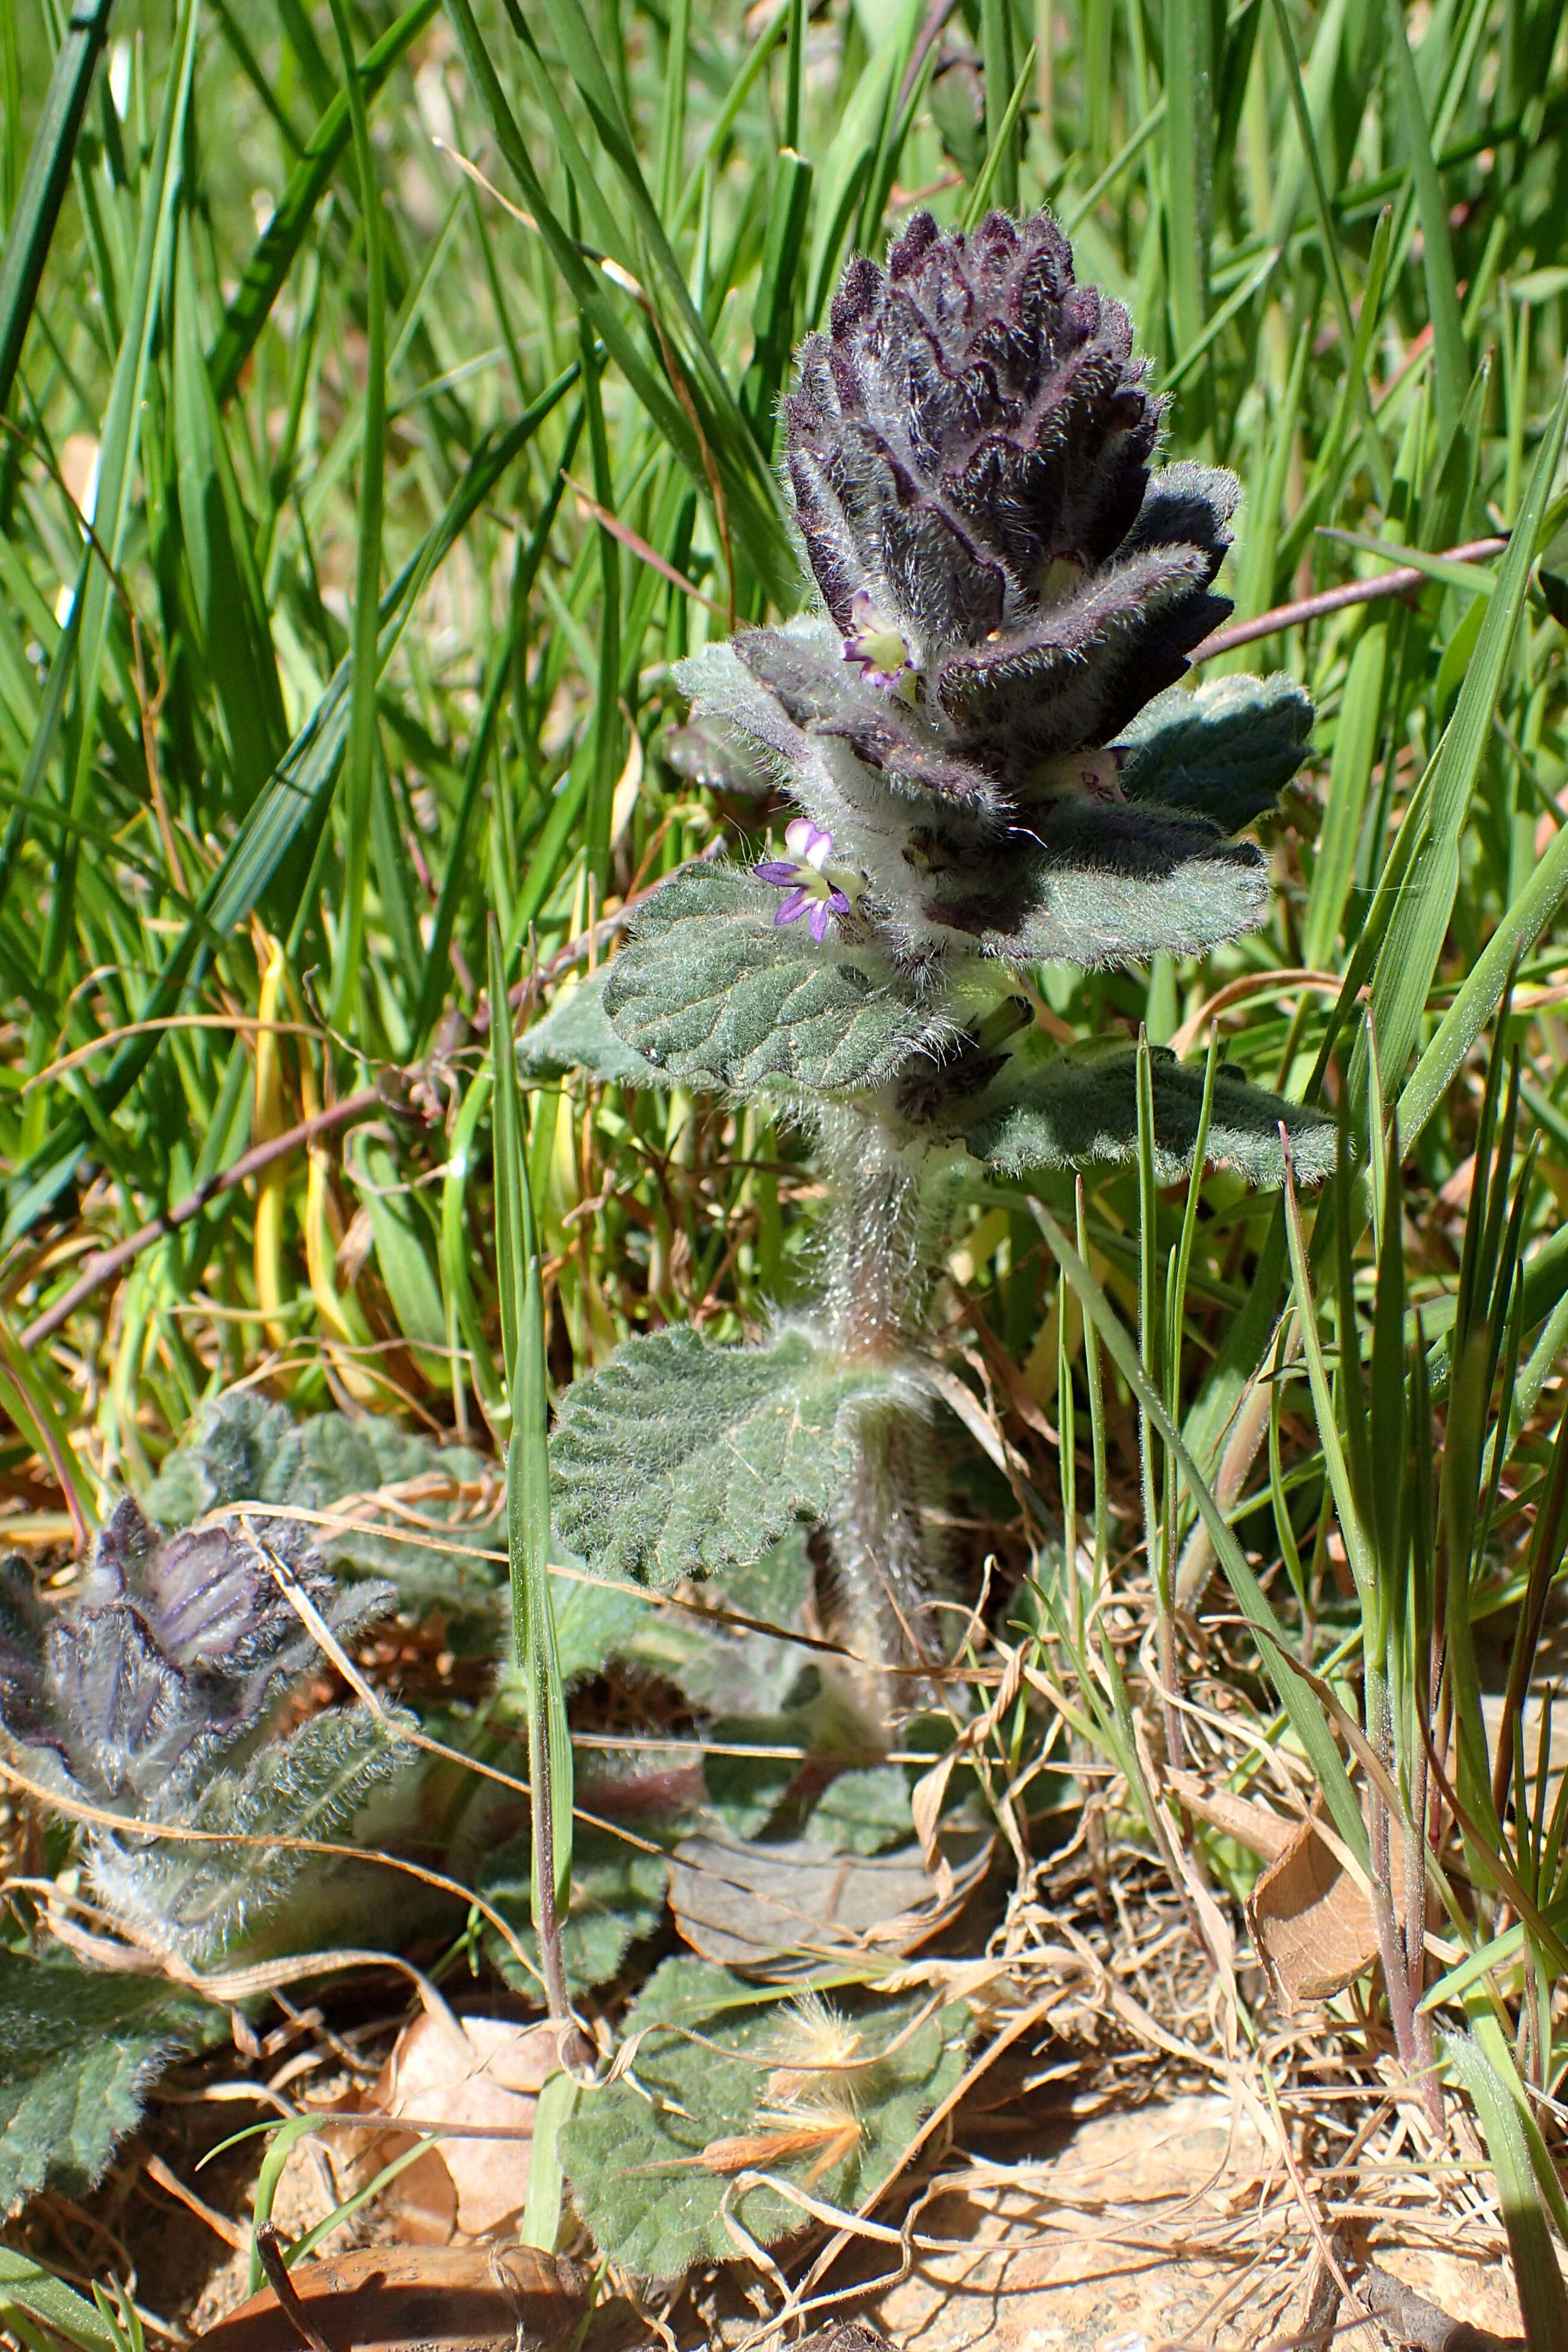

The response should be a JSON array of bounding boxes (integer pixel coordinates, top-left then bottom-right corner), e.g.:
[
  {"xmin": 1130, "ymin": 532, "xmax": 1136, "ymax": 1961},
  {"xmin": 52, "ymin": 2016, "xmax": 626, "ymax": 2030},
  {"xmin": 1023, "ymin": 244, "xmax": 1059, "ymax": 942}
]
[
  {"xmin": 0, "ymin": 1498, "xmax": 406, "ymax": 1961},
  {"xmin": 530, "ymin": 209, "xmax": 1334, "ymax": 1726}
]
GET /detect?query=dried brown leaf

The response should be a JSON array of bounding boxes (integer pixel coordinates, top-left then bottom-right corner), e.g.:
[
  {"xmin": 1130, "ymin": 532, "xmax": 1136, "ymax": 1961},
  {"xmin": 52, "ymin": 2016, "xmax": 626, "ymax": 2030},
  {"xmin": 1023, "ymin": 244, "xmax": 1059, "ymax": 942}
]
[
  {"xmin": 190, "ymin": 2246, "xmax": 583, "ymax": 2352},
  {"xmin": 1246, "ymin": 1808, "xmax": 1407, "ymax": 2014},
  {"xmin": 667, "ymin": 1828, "xmax": 991, "ymax": 1974},
  {"xmin": 338, "ymin": 2011, "xmax": 557, "ymax": 2241},
  {"xmin": 1162, "ymin": 1766, "xmax": 1296, "ymax": 1863}
]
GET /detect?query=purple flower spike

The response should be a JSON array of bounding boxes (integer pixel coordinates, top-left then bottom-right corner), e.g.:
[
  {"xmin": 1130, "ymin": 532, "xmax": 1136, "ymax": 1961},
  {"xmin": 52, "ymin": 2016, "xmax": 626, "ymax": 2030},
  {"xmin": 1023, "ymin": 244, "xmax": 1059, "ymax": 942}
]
[{"xmin": 753, "ymin": 818, "xmax": 863, "ymax": 943}]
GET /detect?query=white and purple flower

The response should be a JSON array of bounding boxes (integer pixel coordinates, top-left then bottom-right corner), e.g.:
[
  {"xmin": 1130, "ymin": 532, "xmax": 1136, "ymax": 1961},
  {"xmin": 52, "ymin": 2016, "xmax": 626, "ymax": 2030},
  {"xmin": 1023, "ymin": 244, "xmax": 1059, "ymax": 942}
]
[
  {"xmin": 842, "ymin": 591, "xmax": 917, "ymax": 700},
  {"xmin": 755, "ymin": 818, "xmax": 863, "ymax": 943}
]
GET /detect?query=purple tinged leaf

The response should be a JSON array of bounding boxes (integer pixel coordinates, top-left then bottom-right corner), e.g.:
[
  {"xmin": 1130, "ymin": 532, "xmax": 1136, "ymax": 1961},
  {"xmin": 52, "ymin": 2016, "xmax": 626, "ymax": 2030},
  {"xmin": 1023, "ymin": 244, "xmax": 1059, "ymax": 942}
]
[{"xmin": 0, "ymin": 1499, "xmax": 394, "ymax": 1815}]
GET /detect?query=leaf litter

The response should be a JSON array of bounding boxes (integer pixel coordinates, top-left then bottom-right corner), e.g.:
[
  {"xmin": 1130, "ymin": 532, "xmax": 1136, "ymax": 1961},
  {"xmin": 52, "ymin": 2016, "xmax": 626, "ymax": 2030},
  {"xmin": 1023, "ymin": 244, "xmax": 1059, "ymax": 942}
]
[{"xmin": 4, "ymin": 1272, "xmax": 1560, "ymax": 2348}]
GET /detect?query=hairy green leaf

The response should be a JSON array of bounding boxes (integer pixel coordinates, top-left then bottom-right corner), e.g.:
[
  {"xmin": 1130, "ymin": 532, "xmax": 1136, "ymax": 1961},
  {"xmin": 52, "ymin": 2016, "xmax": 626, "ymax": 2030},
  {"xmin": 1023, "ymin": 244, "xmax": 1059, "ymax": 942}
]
[
  {"xmin": 1118, "ymin": 673, "xmax": 1313, "ymax": 830},
  {"xmin": 518, "ymin": 966, "xmax": 666, "ymax": 1086},
  {"xmin": 560, "ymin": 1957, "xmax": 968, "ymax": 2277},
  {"xmin": 961, "ymin": 1042, "xmax": 1337, "ymax": 1187},
  {"xmin": 90, "ymin": 1704, "xmax": 414, "ymax": 1962},
  {"xmin": 0, "ymin": 1953, "xmax": 220, "ymax": 2216},
  {"xmin": 602, "ymin": 868, "xmax": 933, "ymax": 1096},
  {"xmin": 550, "ymin": 1324, "xmax": 910, "ymax": 1584},
  {"xmin": 977, "ymin": 807, "xmax": 1272, "ymax": 969}
]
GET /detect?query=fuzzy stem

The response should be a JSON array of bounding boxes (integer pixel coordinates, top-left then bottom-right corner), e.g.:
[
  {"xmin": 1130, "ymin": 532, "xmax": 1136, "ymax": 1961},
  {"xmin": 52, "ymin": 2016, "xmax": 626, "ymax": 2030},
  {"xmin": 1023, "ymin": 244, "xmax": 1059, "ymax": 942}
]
[
  {"xmin": 817, "ymin": 1107, "xmax": 943, "ymax": 1357},
  {"xmin": 813, "ymin": 1108, "xmax": 959, "ymax": 1723}
]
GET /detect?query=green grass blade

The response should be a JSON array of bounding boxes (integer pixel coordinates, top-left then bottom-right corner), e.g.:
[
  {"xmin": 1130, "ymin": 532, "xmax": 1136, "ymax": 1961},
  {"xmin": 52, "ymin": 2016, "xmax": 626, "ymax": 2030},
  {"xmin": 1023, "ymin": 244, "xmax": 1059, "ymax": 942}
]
[
  {"xmin": 488, "ymin": 922, "xmax": 574, "ymax": 1982},
  {"xmin": 1363, "ymin": 369, "xmax": 1568, "ymax": 1095},
  {"xmin": 1382, "ymin": 0, "xmax": 1468, "ymax": 453},
  {"xmin": 1303, "ymin": 617, "xmax": 1387, "ymax": 968},
  {"xmin": 206, "ymin": 0, "xmax": 439, "ymax": 405},
  {"xmin": 0, "ymin": 0, "xmax": 114, "ymax": 416},
  {"xmin": 1398, "ymin": 819, "xmax": 1568, "ymax": 1154},
  {"xmin": 580, "ymin": 320, "xmax": 620, "ymax": 890},
  {"xmin": 741, "ymin": 147, "xmax": 812, "ymax": 446},
  {"xmin": 1163, "ymin": 243, "xmax": 1278, "ymax": 400},
  {"xmin": 34, "ymin": 0, "xmax": 198, "ymax": 984},
  {"xmin": 173, "ymin": 224, "xmax": 288, "ymax": 807},
  {"xmin": 1265, "ymin": 0, "xmax": 1392, "ymax": 504},
  {"xmin": 657, "ymin": 0, "xmax": 691, "ymax": 219},
  {"xmin": 1444, "ymin": 2028, "xmax": 1568, "ymax": 2329},
  {"xmin": 0, "ymin": 2251, "xmax": 122, "ymax": 2352},
  {"xmin": 1135, "ymin": 1032, "xmax": 1163, "ymax": 1609},
  {"xmin": 1031, "ymin": 1195, "xmax": 1366, "ymax": 1858},
  {"xmin": 413, "ymin": 417, "xmax": 582, "ymax": 1050},
  {"xmin": 439, "ymin": 1065, "xmax": 506, "ymax": 1432},
  {"xmin": 783, "ymin": 0, "xmax": 804, "ymax": 152},
  {"xmin": 323, "ymin": 0, "xmax": 388, "ymax": 1031},
  {"xmin": 1163, "ymin": 0, "xmax": 1216, "ymax": 363},
  {"xmin": 517, "ymin": 2066, "xmax": 578, "ymax": 2249},
  {"xmin": 961, "ymin": 44, "xmax": 1037, "ymax": 233},
  {"xmin": 1264, "ymin": 0, "xmax": 1353, "ymax": 247},
  {"xmin": 1317, "ymin": 526, "xmax": 1499, "ymax": 594},
  {"xmin": 0, "ymin": 546, "xmax": 86, "ymax": 922},
  {"xmin": 1282, "ymin": 1160, "xmax": 1376, "ymax": 1604},
  {"xmin": 981, "ymin": 0, "xmax": 1020, "ymax": 217}
]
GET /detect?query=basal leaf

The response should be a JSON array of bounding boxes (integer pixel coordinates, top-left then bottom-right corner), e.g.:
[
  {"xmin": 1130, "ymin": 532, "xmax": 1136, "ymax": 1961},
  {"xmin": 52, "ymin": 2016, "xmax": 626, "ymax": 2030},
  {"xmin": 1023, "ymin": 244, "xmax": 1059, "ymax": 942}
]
[
  {"xmin": 804, "ymin": 1764, "xmax": 914, "ymax": 1854},
  {"xmin": 602, "ymin": 867, "xmax": 933, "ymax": 1096},
  {"xmin": 960, "ymin": 1041, "xmax": 1337, "ymax": 1187},
  {"xmin": 0, "ymin": 1952, "xmax": 220, "ymax": 2216},
  {"xmin": 560, "ymin": 1956, "xmax": 969, "ymax": 2277},
  {"xmin": 550, "ymin": 1324, "xmax": 909, "ymax": 1584},
  {"xmin": 542, "ymin": 1533, "xmax": 815, "ymax": 1725},
  {"xmin": 481, "ymin": 1827, "xmax": 670, "ymax": 1994},
  {"xmin": 89, "ymin": 1705, "xmax": 414, "ymax": 1964}
]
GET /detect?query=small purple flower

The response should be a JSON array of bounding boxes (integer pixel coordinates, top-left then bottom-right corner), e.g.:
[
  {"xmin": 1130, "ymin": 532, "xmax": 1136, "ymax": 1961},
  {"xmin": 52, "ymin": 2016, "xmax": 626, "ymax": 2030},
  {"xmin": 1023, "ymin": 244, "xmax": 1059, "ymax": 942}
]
[
  {"xmin": 842, "ymin": 592, "xmax": 916, "ymax": 699},
  {"xmin": 754, "ymin": 818, "xmax": 862, "ymax": 944}
]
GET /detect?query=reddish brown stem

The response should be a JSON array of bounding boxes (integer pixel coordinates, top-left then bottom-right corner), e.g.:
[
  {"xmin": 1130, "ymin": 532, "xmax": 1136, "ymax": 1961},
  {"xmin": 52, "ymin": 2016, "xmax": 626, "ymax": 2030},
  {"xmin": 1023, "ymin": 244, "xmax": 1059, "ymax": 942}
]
[
  {"xmin": 1190, "ymin": 535, "xmax": 1509, "ymax": 664},
  {"xmin": 19, "ymin": 1089, "xmax": 382, "ymax": 1350}
]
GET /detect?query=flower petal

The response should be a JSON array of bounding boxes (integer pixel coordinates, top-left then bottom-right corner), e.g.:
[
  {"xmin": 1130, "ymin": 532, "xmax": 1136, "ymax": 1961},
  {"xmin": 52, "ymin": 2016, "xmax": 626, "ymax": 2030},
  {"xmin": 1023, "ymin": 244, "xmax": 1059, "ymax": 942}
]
[
  {"xmin": 783, "ymin": 816, "xmax": 814, "ymax": 857},
  {"xmin": 754, "ymin": 859, "xmax": 801, "ymax": 886},
  {"xmin": 808, "ymin": 898, "xmax": 831, "ymax": 942},
  {"xmin": 774, "ymin": 887, "xmax": 809, "ymax": 926}
]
